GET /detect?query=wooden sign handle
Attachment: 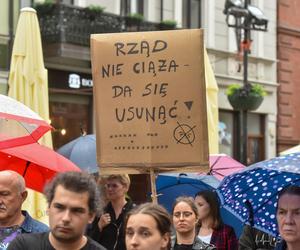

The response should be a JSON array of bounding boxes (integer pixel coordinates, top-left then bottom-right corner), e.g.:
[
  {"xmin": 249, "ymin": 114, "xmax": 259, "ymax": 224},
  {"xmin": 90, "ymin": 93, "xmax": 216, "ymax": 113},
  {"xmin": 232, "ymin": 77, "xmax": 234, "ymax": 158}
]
[{"xmin": 150, "ymin": 168, "xmax": 158, "ymax": 204}]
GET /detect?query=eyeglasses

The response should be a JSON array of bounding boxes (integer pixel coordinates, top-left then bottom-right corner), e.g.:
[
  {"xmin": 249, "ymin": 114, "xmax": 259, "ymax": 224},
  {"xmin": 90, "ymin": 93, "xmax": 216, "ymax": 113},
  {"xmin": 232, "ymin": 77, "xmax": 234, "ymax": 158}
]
[
  {"xmin": 104, "ymin": 183, "xmax": 121, "ymax": 189},
  {"xmin": 173, "ymin": 211, "xmax": 193, "ymax": 218}
]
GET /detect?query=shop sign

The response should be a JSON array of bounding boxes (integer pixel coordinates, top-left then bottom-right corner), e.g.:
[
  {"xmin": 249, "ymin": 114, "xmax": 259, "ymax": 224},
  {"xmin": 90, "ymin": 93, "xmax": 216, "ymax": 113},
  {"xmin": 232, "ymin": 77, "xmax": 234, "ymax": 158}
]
[
  {"xmin": 48, "ymin": 69, "xmax": 93, "ymax": 90},
  {"xmin": 68, "ymin": 73, "xmax": 93, "ymax": 88}
]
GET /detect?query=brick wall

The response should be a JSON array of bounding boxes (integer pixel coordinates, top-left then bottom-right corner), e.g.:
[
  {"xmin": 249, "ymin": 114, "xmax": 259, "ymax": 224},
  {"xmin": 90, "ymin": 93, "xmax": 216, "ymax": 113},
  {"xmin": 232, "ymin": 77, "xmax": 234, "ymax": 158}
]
[{"xmin": 277, "ymin": 0, "xmax": 300, "ymax": 153}]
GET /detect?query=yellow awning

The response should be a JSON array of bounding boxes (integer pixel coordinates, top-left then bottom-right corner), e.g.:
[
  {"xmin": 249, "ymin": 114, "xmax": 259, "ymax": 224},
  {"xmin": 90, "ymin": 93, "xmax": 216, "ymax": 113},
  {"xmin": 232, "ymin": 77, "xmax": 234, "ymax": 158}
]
[
  {"xmin": 8, "ymin": 7, "xmax": 52, "ymax": 225},
  {"xmin": 205, "ymin": 48, "xmax": 219, "ymax": 154}
]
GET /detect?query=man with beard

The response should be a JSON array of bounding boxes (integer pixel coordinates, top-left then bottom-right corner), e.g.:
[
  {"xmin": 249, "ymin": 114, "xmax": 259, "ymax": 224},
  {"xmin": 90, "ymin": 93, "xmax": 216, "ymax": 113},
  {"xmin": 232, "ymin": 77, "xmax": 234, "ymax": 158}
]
[
  {"xmin": 0, "ymin": 171, "xmax": 48, "ymax": 250},
  {"xmin": 8, "ymin": 171, "xmax": 106, "ymax": 250}
]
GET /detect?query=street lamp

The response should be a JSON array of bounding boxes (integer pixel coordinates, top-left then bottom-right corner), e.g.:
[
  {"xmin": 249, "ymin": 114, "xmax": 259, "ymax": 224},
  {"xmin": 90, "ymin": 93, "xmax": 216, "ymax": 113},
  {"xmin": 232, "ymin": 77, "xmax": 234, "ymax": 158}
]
[{"xmin": 223, "ymin": 0, "xmax": 268, "ymax": 165}]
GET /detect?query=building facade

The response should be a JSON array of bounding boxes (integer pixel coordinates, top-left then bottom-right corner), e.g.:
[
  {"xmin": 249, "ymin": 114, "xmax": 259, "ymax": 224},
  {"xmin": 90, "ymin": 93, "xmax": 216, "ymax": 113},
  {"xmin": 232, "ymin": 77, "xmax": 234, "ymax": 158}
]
[
  {"xmin": 0, "ymin": 0, "xmax": 278, "ymax": 201},
  {"xmin": 213, "ymin": 0, "xmax": 277, "ymax": 164},
  {"xmin": 277, "ymin": 0, "xmax": 300, "ymax": 153}
]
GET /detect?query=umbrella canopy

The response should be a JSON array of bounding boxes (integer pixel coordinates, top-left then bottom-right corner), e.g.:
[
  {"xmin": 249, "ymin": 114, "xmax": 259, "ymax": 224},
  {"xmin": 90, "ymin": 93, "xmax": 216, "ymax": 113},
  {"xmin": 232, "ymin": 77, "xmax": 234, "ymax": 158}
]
[
  {"xmin": 8, "ymin": 7, "xmax": 52, "ymax": 148},
  {"xmin": 57, "ymin": 134, "xmax": 98, "ymax": 173},
  {"xmin": 217, "ymin": 152, "xmax": 300, "ymax": 237},
  {"xmin": 156, "ymin": 173, "xmax": 243, "ymax": 237},
  {"xmin": 280, "ymin": 144, "xmax": 300, "ymax": 155},
  {"xmin": 0, "ymin": 94, "xmax": 52, "ymax": 150},
  {"xmin": 206, "ymin": 154, "xmax": 245, "ymax": 180},
  {"xmin": 157, "ymin": 173, "xmax": 220, "ymax": 212},
  {"xmin": 0, "ymin": 142, "xmax": 81, "ymax": 192}
]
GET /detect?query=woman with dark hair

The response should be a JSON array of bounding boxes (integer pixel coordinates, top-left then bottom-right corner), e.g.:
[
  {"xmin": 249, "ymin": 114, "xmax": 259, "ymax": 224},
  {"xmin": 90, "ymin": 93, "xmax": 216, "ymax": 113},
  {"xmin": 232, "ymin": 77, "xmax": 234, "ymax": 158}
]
[
  {"xmin": 275, "ymin": 185, "xmax": 300, "ymax": 250},
  {"xmin": 195, "ymin": 190, "xmax": 238, "ymax": 250},
  {"xmin": 171, "ymin": 196, "xmax": 216, "ymax": 250},
  {"xmin": 125, "ymin": 203, "xmax": 172, "ymax": 250}
]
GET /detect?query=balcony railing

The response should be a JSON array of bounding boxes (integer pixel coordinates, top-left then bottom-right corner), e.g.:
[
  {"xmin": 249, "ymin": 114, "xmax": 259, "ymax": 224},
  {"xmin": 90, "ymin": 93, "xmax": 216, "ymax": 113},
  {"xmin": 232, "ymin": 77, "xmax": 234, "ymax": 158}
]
[{"xmin": 36, "ymin": 3, "xmax": 161, "ymax": 47}]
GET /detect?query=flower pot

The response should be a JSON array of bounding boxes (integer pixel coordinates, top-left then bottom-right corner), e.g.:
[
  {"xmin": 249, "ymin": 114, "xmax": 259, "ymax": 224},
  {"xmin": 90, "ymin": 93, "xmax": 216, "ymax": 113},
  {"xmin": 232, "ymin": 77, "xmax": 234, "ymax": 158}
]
[
  {"xmin": 158, "ymin": 23, "xmax": 176, "ymax": 30},
  {"xmin": 228, "ymin": 92, "xmax": 263, "ymax": 111},
  {"xmin": 125, "ymin": 16, "xmax": 142, "ymax": 27}
]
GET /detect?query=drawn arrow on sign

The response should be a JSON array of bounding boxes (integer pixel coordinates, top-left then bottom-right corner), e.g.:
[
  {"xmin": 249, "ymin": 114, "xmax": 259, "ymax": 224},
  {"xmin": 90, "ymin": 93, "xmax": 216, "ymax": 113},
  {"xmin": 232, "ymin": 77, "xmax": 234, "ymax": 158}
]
[{"xmin": 184, "ymin": 101, "xmax": 193, "ymax": 111}]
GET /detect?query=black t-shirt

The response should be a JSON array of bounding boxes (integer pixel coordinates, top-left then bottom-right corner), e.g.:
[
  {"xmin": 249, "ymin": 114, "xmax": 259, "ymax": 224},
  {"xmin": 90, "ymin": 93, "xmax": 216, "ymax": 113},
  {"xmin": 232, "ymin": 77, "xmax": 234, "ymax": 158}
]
[
  {"xmin": 86, "ymin": 199, "xmax": 134, "ymax": 250},
  {"xmin": 7, "ymin": 232, "xmax": 106, "ymax": 250},
  {"xmin": 174, "ymin": 243, "xmax": 194, "ymax": 250}
]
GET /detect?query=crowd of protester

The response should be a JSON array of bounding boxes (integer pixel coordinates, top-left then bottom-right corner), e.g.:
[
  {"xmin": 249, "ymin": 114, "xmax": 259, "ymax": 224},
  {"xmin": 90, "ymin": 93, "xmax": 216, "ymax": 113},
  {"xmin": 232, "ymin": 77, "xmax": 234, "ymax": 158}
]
[{"xmin": 0, "ymin": 171, "xmax": 299, "ymax": 250}]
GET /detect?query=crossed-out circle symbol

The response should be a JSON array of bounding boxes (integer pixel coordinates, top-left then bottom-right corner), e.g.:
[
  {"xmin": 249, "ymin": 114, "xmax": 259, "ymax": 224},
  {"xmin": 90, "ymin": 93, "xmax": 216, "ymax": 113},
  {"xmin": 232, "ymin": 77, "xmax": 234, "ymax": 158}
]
[{"xmin": 173, "ymin": 122, "xmax": 196, "ymax": 146}]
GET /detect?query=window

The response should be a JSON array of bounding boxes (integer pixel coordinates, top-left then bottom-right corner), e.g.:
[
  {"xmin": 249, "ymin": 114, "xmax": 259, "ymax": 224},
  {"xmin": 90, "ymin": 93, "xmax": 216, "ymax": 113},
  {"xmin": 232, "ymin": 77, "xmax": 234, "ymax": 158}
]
[
  {"xmin": 50, "ymin": 95, "xmax": 92, "ymax": 150},
  {"xmin": 121, "ymin": 0, "xmax": 143, "ymax": 16},
  {"xmin": 219, "ymin": 110, "xmax": 265, "ymax": 164},
  {"xmin": 182, "ymin": 0, "xmax": 201, "ymax": 28},
  {"xmin": 247, "ymin": 113, "xmax": 265, "ymax": 165},
  {"xmin": 219, "ymin": 111, "xmax": 234, "ymax": 156},
  {"xmin": 0, "ymin": 39, "xmax": 9, "ymax": 70}
]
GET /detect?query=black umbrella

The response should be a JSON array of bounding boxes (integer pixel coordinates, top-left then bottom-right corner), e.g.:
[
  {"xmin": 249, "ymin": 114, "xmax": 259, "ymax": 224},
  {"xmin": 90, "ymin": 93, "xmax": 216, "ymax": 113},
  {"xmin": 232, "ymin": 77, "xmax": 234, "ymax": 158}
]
[{"xmin": 57, "ymin": 134, "xmax": 98, "ymax": 174}]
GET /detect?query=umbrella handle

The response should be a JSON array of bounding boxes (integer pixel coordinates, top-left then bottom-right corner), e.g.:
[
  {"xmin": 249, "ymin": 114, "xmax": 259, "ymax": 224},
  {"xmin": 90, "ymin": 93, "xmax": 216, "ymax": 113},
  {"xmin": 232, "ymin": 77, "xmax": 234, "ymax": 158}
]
[{"xmin": 245, "ymin": 200, "xmax": 254, "ymax": 226}]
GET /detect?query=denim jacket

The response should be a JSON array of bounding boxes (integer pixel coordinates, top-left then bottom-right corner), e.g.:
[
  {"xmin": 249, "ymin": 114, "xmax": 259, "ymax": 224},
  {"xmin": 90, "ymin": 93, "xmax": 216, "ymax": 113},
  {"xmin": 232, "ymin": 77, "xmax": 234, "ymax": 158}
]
[
  {"xmin": 20, "ymin": 210, "xmax": 49, "ymax": 233},
  {"xmin": 0, "ymin": 211, "xmax": 48, "ymax": 250}
]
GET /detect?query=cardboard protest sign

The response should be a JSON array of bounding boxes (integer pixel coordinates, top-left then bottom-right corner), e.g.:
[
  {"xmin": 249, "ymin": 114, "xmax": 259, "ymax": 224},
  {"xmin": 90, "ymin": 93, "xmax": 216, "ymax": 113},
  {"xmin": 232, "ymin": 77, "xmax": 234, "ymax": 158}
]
[{"xmin": 91, "ymin": 29, "xmax": 208, "ymax": 174}]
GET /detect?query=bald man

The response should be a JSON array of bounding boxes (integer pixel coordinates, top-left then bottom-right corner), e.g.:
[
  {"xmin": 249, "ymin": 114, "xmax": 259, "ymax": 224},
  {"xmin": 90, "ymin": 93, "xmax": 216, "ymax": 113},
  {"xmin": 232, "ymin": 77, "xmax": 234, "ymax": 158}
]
[{"xmin": 0, "ymin": 170, "xmax": 48, "ymax": 249}]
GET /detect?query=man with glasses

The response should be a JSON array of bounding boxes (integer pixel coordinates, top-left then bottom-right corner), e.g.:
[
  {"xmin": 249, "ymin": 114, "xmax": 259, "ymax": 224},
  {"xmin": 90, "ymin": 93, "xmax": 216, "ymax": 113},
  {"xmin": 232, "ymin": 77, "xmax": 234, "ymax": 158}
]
[{"xmin": 87, "ymin": 174, "xmax": 134, "ymax": 250}]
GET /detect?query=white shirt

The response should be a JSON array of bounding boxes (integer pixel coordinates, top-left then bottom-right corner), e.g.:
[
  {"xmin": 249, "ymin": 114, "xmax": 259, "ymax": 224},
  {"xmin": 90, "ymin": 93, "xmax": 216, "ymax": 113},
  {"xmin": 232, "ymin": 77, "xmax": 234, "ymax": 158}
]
[{"xmin": 198, "ymin": 234, "xmax": 212, "ymax": 244}]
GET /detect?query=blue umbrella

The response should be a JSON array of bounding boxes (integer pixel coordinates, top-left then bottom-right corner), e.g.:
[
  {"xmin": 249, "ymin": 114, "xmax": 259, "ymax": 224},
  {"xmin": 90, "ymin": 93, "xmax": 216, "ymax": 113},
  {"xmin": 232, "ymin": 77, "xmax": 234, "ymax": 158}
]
[
  {"xmin": 57, "ymin": 134, "xmax": 98, "ymax": 173},
  {"xmin": 157, "ymin": 173, "xmax": 219, "ymax": 211},
  {"xmin": 156, "ymin": 173, "xmax": 243, "ymax": 237},
  {"xmin": 217, "ymin": 152, "xmax": 300, "ymax": 237}
]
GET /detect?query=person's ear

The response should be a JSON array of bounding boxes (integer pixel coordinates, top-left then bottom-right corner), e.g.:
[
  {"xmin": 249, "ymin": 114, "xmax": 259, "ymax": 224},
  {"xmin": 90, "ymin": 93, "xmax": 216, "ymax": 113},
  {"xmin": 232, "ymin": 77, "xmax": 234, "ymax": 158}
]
[
  {"xmin": 123, "ymin": 184, "xmax": 129, "ymax": 192},
  {"xmin": 161, "ymin": 232, "xmax": 170, "ymax": 249},
  {"xmin": 88, "ymin": 212, "xmax": 96, "ymax": 224},
  {"xmin": 195, "ymin": 216, "xmax": 199, "ymax": 226},
  {"xmin": 21, "ymin": 190, "xmax": 28, "ymax": 203}
]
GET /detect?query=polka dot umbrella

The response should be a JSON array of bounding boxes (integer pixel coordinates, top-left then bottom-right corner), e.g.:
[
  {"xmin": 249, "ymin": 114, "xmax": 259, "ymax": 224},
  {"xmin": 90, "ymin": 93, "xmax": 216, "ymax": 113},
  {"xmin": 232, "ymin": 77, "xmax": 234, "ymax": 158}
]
[{"xmin": 217, "ymin": 152, "xmax": 300, "ymax": 237}]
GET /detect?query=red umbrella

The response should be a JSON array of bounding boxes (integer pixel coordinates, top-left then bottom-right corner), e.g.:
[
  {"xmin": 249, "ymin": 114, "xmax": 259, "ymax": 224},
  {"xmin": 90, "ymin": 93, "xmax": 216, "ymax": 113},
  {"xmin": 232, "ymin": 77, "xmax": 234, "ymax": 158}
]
[
  {"xmin": 0, "ymin": 94, "xmax": 52, "ymax": 150},
  {"xmin": 0, "ymin": 142, "xmax": 81, "ymax": 192},
  {"xmin": 198, "ymin": 154, "xmax": 245, "ymax": 180}
]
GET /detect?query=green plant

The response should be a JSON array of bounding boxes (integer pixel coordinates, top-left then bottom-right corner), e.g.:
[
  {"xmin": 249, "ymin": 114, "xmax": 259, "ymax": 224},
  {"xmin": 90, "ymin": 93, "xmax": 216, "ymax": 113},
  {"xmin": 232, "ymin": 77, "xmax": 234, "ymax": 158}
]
[
  {"xmin": 226, "ymin": 83, "xmax": 266, "ymax": 97},
  {"xmin": 226, "ymin": 84, "xmax": 242, "ymax": 96},
  {"xmin": 226, "ymin": 83, "xmax": 266, "ymax": 111},
  {"xmin": 34, "ymin": 0, "xmax": 55, "ymax": 14},
  {"xmin": 161, "ymin": 19, "xmax": 177, "ymax": 26},
  {"xmin": 34, "ymin": 0, "xmax": 54, "ymax": 7},
  {"xmin": 158, "ymin": 19, "xmax": 177, "ymax": 30},
  {"xmin": 251, "ymin": 84, "xmax": 267, "ymax": 96},
  {"xmin": 126, "ymin": 13, "xmax": 144, "ymax": 22},
  {"xmin": 86, "ymin": 4, "xmax": 105, "ymax": 13}
]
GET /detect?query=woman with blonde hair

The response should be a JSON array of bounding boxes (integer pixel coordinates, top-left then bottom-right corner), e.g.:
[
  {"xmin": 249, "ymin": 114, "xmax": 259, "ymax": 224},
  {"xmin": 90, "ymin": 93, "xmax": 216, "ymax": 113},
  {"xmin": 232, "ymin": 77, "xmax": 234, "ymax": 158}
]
[{"xmin": 87, "ymin": 174, "xmax": 134, "ymax": 250}]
